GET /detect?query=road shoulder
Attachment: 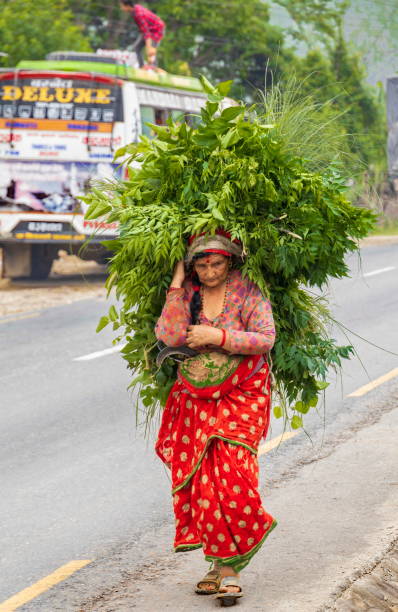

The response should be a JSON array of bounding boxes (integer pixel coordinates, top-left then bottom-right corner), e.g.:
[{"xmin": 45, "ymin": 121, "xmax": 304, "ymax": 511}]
[
  {"xmin": 328, "ymin": 538, "xmax": 398, "ymax": 611},
  {"xmin": 62, "ymin": 394, "xmax": 398, "ymax": 611}
]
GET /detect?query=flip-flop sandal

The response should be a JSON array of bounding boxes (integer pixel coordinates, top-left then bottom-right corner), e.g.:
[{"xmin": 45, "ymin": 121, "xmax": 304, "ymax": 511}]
[
  {"xmin": 215, "ymin": 577, "xmax": 243, "ymax": 606},
  {"xmin": 195, "ymin": 565, "xmax": 222, "ymax": 595}
]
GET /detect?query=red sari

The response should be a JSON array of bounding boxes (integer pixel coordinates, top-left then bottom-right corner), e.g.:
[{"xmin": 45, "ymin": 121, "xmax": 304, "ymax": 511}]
[{"xmin": 156, "ymin": 351, "xmax": 277, "ymax": 571}]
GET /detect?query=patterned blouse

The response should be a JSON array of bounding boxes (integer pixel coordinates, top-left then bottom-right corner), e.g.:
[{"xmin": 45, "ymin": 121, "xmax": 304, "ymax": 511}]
[{"xmin": 155, "ymin": 269, "xmax": 275, "ymax": 355}]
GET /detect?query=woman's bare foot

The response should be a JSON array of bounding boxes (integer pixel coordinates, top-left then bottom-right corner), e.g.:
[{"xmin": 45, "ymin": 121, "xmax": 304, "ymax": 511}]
[{"xmin": 200, "ymin": 582, "xmax": 218, "ymax": 592}]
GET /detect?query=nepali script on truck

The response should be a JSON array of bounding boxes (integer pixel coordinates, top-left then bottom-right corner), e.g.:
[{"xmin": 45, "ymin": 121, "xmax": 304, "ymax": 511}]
[{"xmin": 0, "ymin": 51, "xmax": 206, "ymax": 278}]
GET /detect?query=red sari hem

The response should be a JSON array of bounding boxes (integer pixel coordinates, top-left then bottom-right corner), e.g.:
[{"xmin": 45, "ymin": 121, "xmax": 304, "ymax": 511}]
[{"xmin": 203, "ymin": 519, "xmax": 278, "ymax": 572}]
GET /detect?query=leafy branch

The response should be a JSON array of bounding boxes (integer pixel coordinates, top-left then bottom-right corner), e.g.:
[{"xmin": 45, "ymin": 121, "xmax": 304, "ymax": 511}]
[{"xmin": 85, "ymin": 76, "xmax": 375, "ymax": 431}]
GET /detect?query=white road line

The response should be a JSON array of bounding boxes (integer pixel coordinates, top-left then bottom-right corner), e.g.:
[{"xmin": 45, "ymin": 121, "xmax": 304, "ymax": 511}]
[
  {"xmin": 73, "ymin": 344, "xmax": 126, "ymax": 361},
  {"xmin": 363, "ymin": 266, "xmax": 396, "ymax": 278}
]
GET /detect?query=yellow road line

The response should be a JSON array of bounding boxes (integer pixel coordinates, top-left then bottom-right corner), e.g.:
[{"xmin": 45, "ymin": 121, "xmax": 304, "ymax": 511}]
[
  {"xmin": 348, "ymin": 367, "xmax": 398, "ymax": 397},
  {"xmin": 258, "ymin": 430, "xmax": 301, "ymax": 456},
  {"xmin": 0, "ymin": 560, "xmax": 92, "ymax": 612},
  {"xmin": 0, "ymin": 312, "xmax": 41, "ymax": 325}
]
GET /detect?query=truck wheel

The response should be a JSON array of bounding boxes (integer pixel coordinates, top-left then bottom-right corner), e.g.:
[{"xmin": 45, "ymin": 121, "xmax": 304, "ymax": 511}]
[{"xmin": 30, "ymin": 245, "xmax": 55, "ymax": 280}]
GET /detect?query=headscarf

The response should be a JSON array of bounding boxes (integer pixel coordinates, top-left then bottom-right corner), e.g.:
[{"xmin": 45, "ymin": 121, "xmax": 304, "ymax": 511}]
[{"xmin": 186, "ymin": 230, "xmax": 243, "ymax": 265}]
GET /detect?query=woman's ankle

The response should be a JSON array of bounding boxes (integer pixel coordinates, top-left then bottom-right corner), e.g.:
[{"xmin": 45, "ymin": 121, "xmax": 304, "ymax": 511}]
[{"xmin": 220, "ymin": 565, "xmax": 239, "ymax": 578}]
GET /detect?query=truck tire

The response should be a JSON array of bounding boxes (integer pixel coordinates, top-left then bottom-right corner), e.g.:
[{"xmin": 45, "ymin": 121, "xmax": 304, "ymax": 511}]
[{"xmin": 30, "ymin": 245, "xmax": 55, "ymax": 280}]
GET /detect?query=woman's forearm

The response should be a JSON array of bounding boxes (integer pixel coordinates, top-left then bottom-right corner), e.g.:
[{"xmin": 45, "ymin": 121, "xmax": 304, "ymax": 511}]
[
  {"xmin": 155, "ymin": 289, "xmax": 190, "ymax": 346},
  {"xmin": 228, "ymin": 293, "xmax": 275, "ymax": 354},
  {"xmin": 224, "ymin": 329, "xmax": 275, "ymax": 355}
]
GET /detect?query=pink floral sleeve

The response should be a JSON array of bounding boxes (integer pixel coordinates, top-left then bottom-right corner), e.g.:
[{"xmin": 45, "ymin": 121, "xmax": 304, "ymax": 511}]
[
  {"xmin": 227, "ymin": 283, "xmax": 275, "ymax": 355},
  {"xmin": 155, "ymin": 289, "xmax": 190, "ymax": 346}
]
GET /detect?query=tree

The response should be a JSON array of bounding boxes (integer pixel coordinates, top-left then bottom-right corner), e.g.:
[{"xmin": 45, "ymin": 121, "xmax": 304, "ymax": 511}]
[
  {"xmin": 0, "ymin": 0, "xmax": 90, "ymax": 67},
  {"xmin": 67, "ymin": 0, "xmax": 132, "ymax": 50},
  {"xmin": 149, "ymin": 0, "xmax": 297, "ymax": 98},
  {"xmin": 274, "ymin": 0, "xmax": 349, "ymax": 50},
  {"xmin": 64, "ymin": 0, "xmax": 298, "ymax": 99},
  {"xmin": 330, "ymin": 33, "xmax": 386, "ymax": 167},
  {"xmin": 347, "ymin": 0, "xmax": 398, "ymax": 73},
  {"xmin": 273, "ymin": 1, "xmax": 386, "ymax": 177}
]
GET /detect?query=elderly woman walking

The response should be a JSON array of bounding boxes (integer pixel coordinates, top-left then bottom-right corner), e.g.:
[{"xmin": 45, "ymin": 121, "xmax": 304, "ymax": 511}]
[{"xmin": 155, "ymin": 231, "xmax": 276, "ymax": 606}]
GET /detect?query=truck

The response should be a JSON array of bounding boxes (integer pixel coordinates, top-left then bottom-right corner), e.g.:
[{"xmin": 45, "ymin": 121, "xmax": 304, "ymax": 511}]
[{"xmin": 0, "ymin": 51, "xmax": 206, "ymax": 278}]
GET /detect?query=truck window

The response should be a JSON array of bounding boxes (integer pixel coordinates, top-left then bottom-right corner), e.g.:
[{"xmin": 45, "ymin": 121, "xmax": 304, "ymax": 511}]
[
  {"xmin": 140, "ymin": 106, "xmax": 200, "ymax": 137},
  {"xmin": 167, "ymin": 109, "xmax": 201, "ymax": 127},
  {"xmin": 140, "ymin": 106, "xmax": 168, "ymax": 137},
  {"xmin": 140, "ymin": 106, "xmax": 155, "ymax": 137},
  {"xmin": 170, "ymin": 109, "xmax": 184, "ymax": 124},
  {"xmin": 155, "ymin": 108, "xmax": 167, "ymax": 125}
]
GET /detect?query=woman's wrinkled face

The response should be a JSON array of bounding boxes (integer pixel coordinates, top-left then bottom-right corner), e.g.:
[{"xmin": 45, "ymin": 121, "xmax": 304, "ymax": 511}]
[{"xmin": 194, "ymin": 253, "xmax": 230, "ymax": 288}]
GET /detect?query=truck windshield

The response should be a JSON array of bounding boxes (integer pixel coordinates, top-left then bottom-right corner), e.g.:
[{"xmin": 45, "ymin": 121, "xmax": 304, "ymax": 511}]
[{"xmin": 0, "ymin": 160, "xmax": 118, "ymax": 213}]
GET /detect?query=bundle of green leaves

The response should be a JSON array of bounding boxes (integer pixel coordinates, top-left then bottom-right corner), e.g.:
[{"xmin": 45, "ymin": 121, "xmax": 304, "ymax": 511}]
[{"xmin": 83, "ymin": 77, "xmax": 375, "ymax": 431}]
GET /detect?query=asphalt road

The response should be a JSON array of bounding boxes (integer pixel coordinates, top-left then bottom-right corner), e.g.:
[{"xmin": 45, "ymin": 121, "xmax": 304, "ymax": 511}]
[{"xmin": 0, "ymin": 243, "xmax": 397, "ymax": 609}]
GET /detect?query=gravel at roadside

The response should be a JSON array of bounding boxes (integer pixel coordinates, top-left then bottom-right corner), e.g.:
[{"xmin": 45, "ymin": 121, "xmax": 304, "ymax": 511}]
[
  {"xmin": 360, "ymin": 234, "xmax": 398, "ymax": 246},
  {"xmin": 0, "ymin": 253, "xmax": 107, "ymax": 317},
  {"xmin": 328, "ymin": 539, "xmax": 398, "ymax": 611},
  {"xmin": 0, "ymin": 283, "xmax": 107, "ymax": 317}
]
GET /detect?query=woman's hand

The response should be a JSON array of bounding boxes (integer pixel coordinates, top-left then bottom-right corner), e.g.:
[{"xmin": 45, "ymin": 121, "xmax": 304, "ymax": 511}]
[
  {"xmin": 186, "ymin": 325, "xmax": 223, "ymax": 349},
  {"xmin": 170, "ymin": 260, "xmax": 185, "ymax": 289}
]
